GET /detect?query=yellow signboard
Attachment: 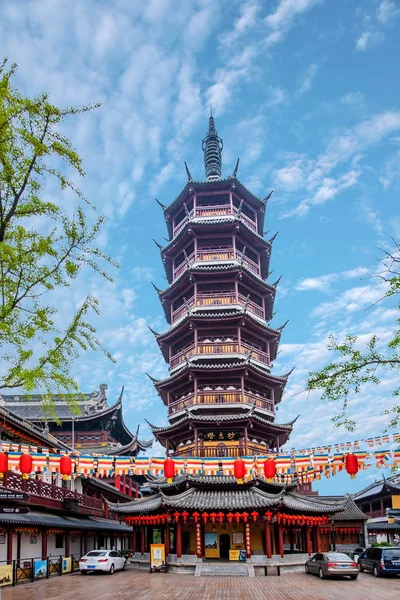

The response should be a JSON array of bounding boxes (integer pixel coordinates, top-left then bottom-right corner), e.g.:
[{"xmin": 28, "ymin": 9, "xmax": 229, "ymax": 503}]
[
  {"xmin": 229, "ymin": 550, "xmax": 240, "ymax": 561},
  {"xmin": 0, "ymin": 564, "xmax": 13, "ymax": 587},
  {"xmin": 62, "ymin": 557, "xmax": 72, "ymax": 574},
  {"xmin": 150, "ymin": 544, "xmax": 166, "ymax": 572}
]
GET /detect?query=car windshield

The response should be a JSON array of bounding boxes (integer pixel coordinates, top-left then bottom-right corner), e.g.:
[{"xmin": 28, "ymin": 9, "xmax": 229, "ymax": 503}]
[
  {"xmin": 383, "ymin": 549, "xmax": 400, "ymax": 559},
  {"xmin": 326, "ymin": 553, "xmax": 351, "ymax": 561},
  {"xmin": 86, "ymin": 551, "xmax": 107, "ymax": 557}
]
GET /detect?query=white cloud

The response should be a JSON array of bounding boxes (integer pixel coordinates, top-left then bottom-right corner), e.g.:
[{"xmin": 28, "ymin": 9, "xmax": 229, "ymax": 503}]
[
  {"xmin": 356, "ymin": 30, "xmax": 384, "ymax": 51},
  {"xmin": 340, "ymin": 92, "xmax": 364, "ymax": 105},
  {"xmin": 264, "ymin": 0, "xmax": 323, "ymax": 47},
  {"xmin": 297, "ymin": 62, "xmax": 320, "ymax": 95},
  {"xmin": 295, "ymin": 266, "xmax": 370, "ymax": 292},
  {"xmin": 266, "ymin": 86, "xmax": 286, "ymax": 107},
  {"xmin": 377, "ymin": 0, "xmax": 400, "ymax": 24},
  {"xmin": 220, "ymin": 1, "xmax": 260, "ymax": 46},
  {"xmin": 380, "ymin": 150, "xmax": 400, "ymax": 189}
]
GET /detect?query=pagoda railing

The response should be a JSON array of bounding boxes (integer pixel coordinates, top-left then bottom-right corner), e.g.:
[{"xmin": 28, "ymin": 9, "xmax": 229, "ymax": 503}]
[
  {"xmin": 168, "ymin": 391, "xmax": 274, "ymax": 414},
  {"xmin": 171, "ymin": 292, "xmax": 264, "ymax": 323},
  {"xmin": 170, "ymin": 341, "xmax": 269, "ymax": 368},
  {"xmin": 172, "ymin": 444, "xmax": 266, "ymax": 458},
  {"xmin": 173, "ymin": 248, "xmax": 260, "ymax": 279},
  {"xmin": 3, "ymin": 471, "xmax": 103, "ymax": 512},
  {"xmin": 173, "ymin": 205, "xmax": 257, "ymax": 236}
]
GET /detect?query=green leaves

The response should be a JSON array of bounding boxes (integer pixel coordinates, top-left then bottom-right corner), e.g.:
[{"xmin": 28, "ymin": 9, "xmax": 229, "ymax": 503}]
[
  {"xmin": 0, "ymin": 58, "xmax": 116, "ymax": 398},
  {"xmin": 307, "ymin": 253, "xmax": 400, "ymax": 432}
]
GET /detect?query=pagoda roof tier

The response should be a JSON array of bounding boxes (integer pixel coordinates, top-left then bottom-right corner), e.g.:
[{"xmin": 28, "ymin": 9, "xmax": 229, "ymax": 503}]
[
  {"xmin": 353, "ymin": 475, "xmax": 400, "ymax": 502},
  {"xmin": 2, "ymin": 385, "xmax": 152, "ymax": 457},
  {"xmin": 160, "ymin": 222, "xmax": 273, "ymax": 284},
  {"xmin": 0, "ymin": 405, "xmax": 72, "ymax": 451},
  {"xmin": 106, "ymin": 478, "xmax": 345, "ymax": 514},
  {"xmin": 161, "ymin": 178, "xmax": 268, "ymax": 238},
  {"xmin": 146, "ymin": 474, "xmax": 295, "ymax": 492},
  {"xmin": 157, "ymin": 263, "xmax": 277, "ymax": 303},
  {"xmin": 148, "ymin": 360, "xmax": 290, "ymax": 404},
  {"xmin": 146, "ymin": 408, "xmax": 296, "ymax": 450},
  {"xmin": 153, "ymin": 312, "xmax": 281, "ymax": 364}
]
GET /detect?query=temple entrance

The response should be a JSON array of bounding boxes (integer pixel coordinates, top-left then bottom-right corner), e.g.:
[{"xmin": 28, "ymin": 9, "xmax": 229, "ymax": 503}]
[
  {"xmin": 216, "ymin": 443, "xmax": 227, "ymax": 457},
  {"xmin": 219, "ymin": 534, "xmax": 230, "ymax": 559}
]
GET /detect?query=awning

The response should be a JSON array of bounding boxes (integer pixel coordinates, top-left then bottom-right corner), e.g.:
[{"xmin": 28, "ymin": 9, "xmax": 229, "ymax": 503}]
[{"xmin": 0, "ymin": 511, "xmax": 132, "ymax": 532}]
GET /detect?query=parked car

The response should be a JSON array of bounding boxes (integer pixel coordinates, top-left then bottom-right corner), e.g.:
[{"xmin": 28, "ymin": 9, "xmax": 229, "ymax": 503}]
[
  {"xmin": 353, "ymin": 547, "xmax": 365, "ymax": 562},
  {"xmin": 79, "ymin": 550, "xmax": 127, "ymax": 574},
  {"xmin": 305, "ymin": 552, "xmax": 359, "ymax": 579},
  {"xmin": 358, "ymin": 547, "xmax": 400, "ymax": 577}
]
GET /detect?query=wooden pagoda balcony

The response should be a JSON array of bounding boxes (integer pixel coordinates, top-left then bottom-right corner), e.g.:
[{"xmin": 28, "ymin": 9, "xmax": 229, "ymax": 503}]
[
  {"xmin": 173, "ymin": 205, "xmax": 257, "ymax": 237},
  {"xmin": 170, "ymin": 341, "xmax": 269, "ymax": 368},
  {"xmin": 171, "ymin": 292, "xmax": 265, "ymax": 323},
  {"xmin": 173, "ymin": 248, "xmax": 260, "ymax": 279},
  {"xmin": 173, "ymin": 444, "xmax": 266, "ymax": 458},
  {"xmin": 2, "ymin": 471, "xmax": 104, "ymax": 514},
  {"xmin": 168, "ymin": 390, "xmax": 274, "ymax": 415}
]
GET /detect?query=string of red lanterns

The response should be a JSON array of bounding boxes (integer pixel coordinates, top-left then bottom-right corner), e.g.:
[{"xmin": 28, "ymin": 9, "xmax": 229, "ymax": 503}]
[{"xmin": 123, "ymin": 511, "xmax": 333, "ymax": 526}]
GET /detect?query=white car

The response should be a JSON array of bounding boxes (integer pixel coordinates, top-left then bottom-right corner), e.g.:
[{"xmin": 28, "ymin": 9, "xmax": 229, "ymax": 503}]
[{"xmin": 79, "ymin": 550, "xmax": 127, "ymax": 575}]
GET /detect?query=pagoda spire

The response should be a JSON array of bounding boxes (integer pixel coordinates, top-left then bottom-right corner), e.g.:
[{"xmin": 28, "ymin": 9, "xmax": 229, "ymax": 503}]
[{"xmin": 202, "ymin": 111, "xmax": 223, "ymax": 182}]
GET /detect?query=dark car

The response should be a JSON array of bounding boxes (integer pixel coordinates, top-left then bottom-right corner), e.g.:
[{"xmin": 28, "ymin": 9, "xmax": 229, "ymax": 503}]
[
  {"xmin": 305, "ymin": 552, "xmax": 359, "ymax": 579},
  {"xmin": 358, "ymin": 547, "xmax": 400, "ymax": 577}
]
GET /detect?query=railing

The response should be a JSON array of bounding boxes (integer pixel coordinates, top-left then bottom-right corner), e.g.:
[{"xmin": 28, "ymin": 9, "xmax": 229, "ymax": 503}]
[
  {"xmin": 173, "ymin": 444, "xmax": 266, "ymax": 458},
  {"xmin": 3, "ymin": 471, "xmax": 103, "ymax": 512},
  {"xmin": 168, "ymin": 391, "xmax": 274, "ymax": 414},
  {"xmin": 2, "ymin": 554, "xmax": 81, "ymax": 587},
  {"xmin": 171, "ymin": 293, "xmax": 265, "ymax": 323},
  {"xmin": 172, "ymin": 205, "xmax": 257, "ymax": 236},
  {"xmin": 173, "ymin": 248, "xmax": 260, "ymax": 279},
  {"xmin": 170, "ymin": 341, "xmax": 269, "ymax": 368}
]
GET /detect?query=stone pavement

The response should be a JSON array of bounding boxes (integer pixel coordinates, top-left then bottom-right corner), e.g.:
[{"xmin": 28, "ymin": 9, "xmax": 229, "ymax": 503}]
[{"xmin": 2, "ymin": 569, "xmax": 399, "ymax": 600}]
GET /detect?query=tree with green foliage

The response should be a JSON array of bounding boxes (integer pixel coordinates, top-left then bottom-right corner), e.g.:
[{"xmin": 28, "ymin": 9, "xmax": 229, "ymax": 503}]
[
  {"xmin": 307, "ymin": 243, "xmax": 400, "ymax": 432},
  {"xmin": 0, "ymin": 59, "xmax": 116, "ymax": 402}
]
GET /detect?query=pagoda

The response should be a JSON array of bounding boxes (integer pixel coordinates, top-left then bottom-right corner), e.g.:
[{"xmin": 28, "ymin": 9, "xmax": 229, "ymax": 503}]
[
  {"xmin": 107, "ymin": 117, "xmax": 366, "ymax": 567},
  {"xmin": 147, "ymin": 115, "xmax": 295, "ymax": 458}
]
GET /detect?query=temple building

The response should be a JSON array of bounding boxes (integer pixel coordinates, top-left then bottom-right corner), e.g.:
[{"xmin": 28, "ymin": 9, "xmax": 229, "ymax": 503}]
[
  {"xmin": 108, "ymin": 117, "xmax": 365, "ymax": 570},
  {"xmin": 1, "ymin": 384, "xmax": 152, "ymax": 457}
]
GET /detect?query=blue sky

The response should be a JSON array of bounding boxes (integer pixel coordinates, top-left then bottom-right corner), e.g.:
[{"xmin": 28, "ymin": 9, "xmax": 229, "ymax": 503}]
[{"xmin": 1, "ymin": 0, "xmax": 400, "ymax": 494}]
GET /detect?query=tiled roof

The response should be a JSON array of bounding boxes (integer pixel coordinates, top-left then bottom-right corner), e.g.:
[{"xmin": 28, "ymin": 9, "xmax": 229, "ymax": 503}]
[
  {"xmin": 0, "ymin": 405, "xmax": 71, "ymax": 451},
  {"xmin": 353, "ymin": 475, "xmax": 400, "ymax": 502},
  {"xmin": 367, "ymin": 521, "xmax": 400, "ymax": 531},
  {"xmin": 318, "ymin": 495, "xmax": 368, "ymax": 521},
  {"xmin": 108, "ymin": 486, "xmax": 345, "ymax": 514},
  {"xmin": 0, "ymin": 511, "xmax": 132, "ymax": 532}
]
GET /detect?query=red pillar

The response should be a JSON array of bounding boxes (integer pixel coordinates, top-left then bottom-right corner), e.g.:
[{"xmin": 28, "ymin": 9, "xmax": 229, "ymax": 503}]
[
  {"xmin": 176, "ymin": 521, "xmax": 182, "ymax": 559},
  {"xmin": 141, "ymin": 527, "xmax": 145, "ymax": 555},
  {"xmin": 306, "ymin": 526, "xmax": 312, "ymax": 556},
  {"xmin": 135, "ymin": 483, "xmax": 139, "ymax": 499},
  {"xmin": 265, "ymin": 522, "xmax": 272, "ymax": 559},
  {"xmin": 41, "ymin": 530, "xmax": 48, "ymax": 560},
  {"xmin": 165, "ymin": 523, "xmax": 170, "ymax": 557},
  {"xmin": 277, "ymin": 523, "xmax": 284, "ymax": 558},
  {"xmin": 115, "ymin": 474, "xmax": 121, "ymax": 491},
  {"xmin": 129, "ymin": 477, "xmax": 133, "ymax": 498},
  {"xmin": 105, "ymin": 503, "xmax": 109, "ymax": 520},
  {"xmin": 316, "ymin": 527, "xmax": 321, "ymax": 553},
  {"xmin": 245, "ymin": 522, "xmax": 251, "ymax": 558},
  {"xmin": 195, "ymin": 523, "xmax": 201, "ymax": 558},
  {"xmin": 7, "ymin": 530, "xmax": 13, "ymax": 564}
]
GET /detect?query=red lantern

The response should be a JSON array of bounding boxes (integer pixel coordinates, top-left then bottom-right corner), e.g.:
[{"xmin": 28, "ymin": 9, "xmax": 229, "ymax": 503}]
[
  {"xmin": 234, "ymin": 512, "xmax": 241, "ymax": 523},
  {"xmin": 234, "ymin": 457, "xmax": 246, "ymax": 482},
  {"xmin": 251, "ymin": 511, "xmax": 259, "ymax": 523},
  {"xmin": 192, "ymin": 512, "xmax": 200, "ymax": 523},
  {"xmin": 60, "ymin": 455, "xmax": 72, "ymax": 481},
  {"xmin": 19, "ymin": 453, "xmax": 32, "ymax": 480},
  {"xmin": 241, "ymin": 512, "xmax": 249, "ymax": 523},
  {"xmin": 263, "ymin": 458, "xmax": 276, "ymax": 481},
  {"xmin": 0, "ymin": 453, "xmax": 8, "ymax": 479},
  {"xmin": 265, "ymin": 511, "xmax": 273, "ymax": 522},
  {"xmin": 227, "ymin": 512, "xmax": 234, "ymax": 523},
  {"xmin": 182, "ymin": 511, "xmax": 189, "ymax": 523},
  {"xmin": 210, "ymin": 512, "xmax": 217, "ymax": 523},
  {"xmin": 164, "ymin": 457, "xmax": 175, "ymax": 483},
  {"xmin": 217, "ymin": 512, "xmax": 224, "ymax": 523},
  {"xmin": 201, "ymin": 512, "xmax": 209, "ymax": 524},
  {"xmin": 173, "ymin": 512, "xmax": 180, "ymax": 523},
  {"xmin": 345, "ymin": 453, "xmax": 359, "ymax": 479}
]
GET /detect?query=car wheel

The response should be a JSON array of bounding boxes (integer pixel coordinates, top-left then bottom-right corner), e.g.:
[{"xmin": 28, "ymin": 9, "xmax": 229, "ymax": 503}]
[
  {"xmin": 80, "ymin": 571, "xmax": 87, "ymax": 575},
  {"xmin": 373, "ymin": 566, "xmax": 380, "ymax": 577},
  {"xmin": 350, "ymin": 575, "xmax": 358, "ymax": 580},
  {"xmin": 109, "ymin": 564, "xmax": 115, "ymax": 575},
  {"xmin": 319, "ymin": 568, "xmax": 325, "ymax": 579},
  {"xmin": 305, "ymin": 564, "xmax": 310, "ymax": 574}
]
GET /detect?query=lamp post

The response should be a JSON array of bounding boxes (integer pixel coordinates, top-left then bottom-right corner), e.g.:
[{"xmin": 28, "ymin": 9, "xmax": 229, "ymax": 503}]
[{"xmin": 330, "ymin": 517, "xmax": 336, "ymax": 551}]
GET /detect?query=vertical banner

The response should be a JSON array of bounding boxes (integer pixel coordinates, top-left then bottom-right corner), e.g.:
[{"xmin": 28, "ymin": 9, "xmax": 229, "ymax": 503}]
[{"xmin": 150, "ymin": 544, "xmax": 166, "ymax": 572}]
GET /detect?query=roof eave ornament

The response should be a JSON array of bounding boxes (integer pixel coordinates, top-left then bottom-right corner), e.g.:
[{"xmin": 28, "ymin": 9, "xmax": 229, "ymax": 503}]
[{"xmin": 202, "ymin": 114, "xmax": 223, "ymax": 182}]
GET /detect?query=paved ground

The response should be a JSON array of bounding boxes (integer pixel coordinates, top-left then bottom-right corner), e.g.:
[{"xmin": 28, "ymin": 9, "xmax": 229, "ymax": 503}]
[{"xmin": 3, "ymin": 569, "xmax": 399, "ymax": 600}]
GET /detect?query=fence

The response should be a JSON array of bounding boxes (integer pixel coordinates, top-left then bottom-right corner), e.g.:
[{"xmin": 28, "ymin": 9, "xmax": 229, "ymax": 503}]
[{"xmin": 0, "ymin": 554, "xmax": 81, "ymax": 587}]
